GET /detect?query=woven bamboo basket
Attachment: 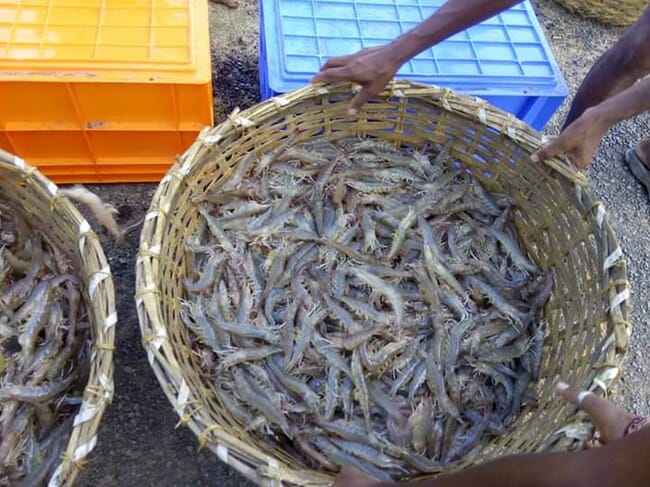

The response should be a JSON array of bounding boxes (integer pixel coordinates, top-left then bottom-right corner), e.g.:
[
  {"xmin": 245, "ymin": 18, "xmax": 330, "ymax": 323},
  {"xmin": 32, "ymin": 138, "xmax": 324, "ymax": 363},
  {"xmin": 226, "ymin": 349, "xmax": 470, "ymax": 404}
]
[
  {"xmin": 552, "ymin": 0, "xmax": 646, "ymax": 26},
  {"xmin": 0, "ymin": 150, "xmax": 116, "ymax": 486},
  {"xmin": 136, "ymin": 80, "xmax": 632, "ymax": 486}
]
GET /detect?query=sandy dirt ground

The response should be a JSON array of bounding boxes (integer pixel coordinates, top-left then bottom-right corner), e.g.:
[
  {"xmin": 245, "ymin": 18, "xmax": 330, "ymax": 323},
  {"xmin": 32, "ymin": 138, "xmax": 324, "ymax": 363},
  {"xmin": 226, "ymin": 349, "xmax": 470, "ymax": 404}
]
[{"xmin": 74, "ymin": 1, "xmax": 650, "ymax": 485}]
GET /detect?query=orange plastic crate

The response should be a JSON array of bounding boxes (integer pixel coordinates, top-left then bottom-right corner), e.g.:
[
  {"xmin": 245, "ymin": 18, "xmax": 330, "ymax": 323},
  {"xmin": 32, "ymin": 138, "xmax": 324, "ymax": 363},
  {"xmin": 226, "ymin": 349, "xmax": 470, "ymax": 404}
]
[{"xmin": 0, "ymin": 0, "xmax": 213, "ymax": 184}]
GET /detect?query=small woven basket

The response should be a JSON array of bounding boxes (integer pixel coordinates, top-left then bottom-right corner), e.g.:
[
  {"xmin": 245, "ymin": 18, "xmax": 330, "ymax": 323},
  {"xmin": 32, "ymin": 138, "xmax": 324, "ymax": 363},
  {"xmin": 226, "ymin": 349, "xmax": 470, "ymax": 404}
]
[
  {"xmin": 0, "ymin": 150, "xmax": 116, "ymax": 486},
  {"xmin": 552, "ymin": 0, "xmax": 646, "ymax": 26},
  {"xmin": 136, "ymin": 80, "xmax": 632, "ymax": 486}
]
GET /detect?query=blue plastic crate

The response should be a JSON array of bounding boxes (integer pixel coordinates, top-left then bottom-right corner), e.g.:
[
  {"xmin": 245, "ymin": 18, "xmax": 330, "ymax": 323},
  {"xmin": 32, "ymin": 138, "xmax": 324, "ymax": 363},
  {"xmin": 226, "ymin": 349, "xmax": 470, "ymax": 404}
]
[{"xmin": 259, "ymin": 0, "xmax": 568, "ymax": 131}]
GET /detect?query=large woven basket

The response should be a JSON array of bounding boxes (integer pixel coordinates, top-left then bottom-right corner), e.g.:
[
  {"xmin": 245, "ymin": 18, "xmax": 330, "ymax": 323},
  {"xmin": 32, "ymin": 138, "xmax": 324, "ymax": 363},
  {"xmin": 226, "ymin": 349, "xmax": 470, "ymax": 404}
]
[
  {"xmin": 0, "ymin": 150, "xmax": 116, "ymax": 486},
  {"xmin": 552, "ymin": 0, "xmax": 646, "ymax": 26},
  {"xmin": 136, "ymin": 80, "xmax": 632, "ymax": 486}
]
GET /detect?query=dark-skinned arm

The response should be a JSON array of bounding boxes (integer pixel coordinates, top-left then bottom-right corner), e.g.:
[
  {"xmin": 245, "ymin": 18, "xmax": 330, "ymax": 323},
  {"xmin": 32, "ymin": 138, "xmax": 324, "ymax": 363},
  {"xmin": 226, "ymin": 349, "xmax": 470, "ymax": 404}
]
[
  {"xmin": 312, "ymin": 0, "xmax": 521, "ymax": 113},
  {"xmin": 337, "ymin": 426, "xmax": 650, "ymax": 487},
  {"xmin": 592, "ymin": 75, "xmax": 650, "ymax": 128},
  {"xmin": 388, "ymin": 0, "xmax": 521, "ymax": 65},
  {"xmin": 563, "ymin": 7, "xmax": 650, "ymax": 128},
  {"xmin": 390, "ymin": 427, "xmax": 650, "ymax": 487},
  {"xmin": 533, "ymin": 75, "xmax": 650, "ymax": 167}
]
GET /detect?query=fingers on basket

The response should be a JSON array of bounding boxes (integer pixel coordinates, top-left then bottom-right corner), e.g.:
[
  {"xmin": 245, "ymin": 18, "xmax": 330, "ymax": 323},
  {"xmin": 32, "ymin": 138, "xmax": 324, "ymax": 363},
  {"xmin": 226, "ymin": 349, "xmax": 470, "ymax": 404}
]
[
  {"xmin": 348, "ymin": 86, "xmax": 378, "ymax": 115},
  {"xmin": 311, "ymin": 58, "xmax": 353, "ymax": 82},
  {"xmin": 555, "ymin": 381, "xmax": 603, "ymax": 416},
  {"xmin": 531, "ymin": 136, "xmax": 564, "ymax": 163},
  {"xmin": 555, "ymin": 381, "xmax": 583, "ymax": 404}
]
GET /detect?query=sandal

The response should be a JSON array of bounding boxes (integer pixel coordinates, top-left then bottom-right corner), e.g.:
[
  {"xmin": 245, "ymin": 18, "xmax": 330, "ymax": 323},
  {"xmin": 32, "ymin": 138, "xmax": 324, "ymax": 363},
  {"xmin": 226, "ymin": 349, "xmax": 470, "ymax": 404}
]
[{"xmin": 625, "ymin": 148, "xmax": 650, "ymax": 194}]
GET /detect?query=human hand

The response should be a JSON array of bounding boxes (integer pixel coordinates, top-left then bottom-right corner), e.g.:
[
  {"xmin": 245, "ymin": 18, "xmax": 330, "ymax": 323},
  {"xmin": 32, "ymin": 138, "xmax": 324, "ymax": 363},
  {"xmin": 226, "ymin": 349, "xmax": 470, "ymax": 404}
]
[
  {"xmin": 327, "ymin": 383, "xmax": 638, "ymax": 487},
  {"xmin": 555, "ymin": 380, "xmax": 636, "ymax": 445},
  {"xmin": 311, "ymin": 45, "xmax": 403, "ymax": 115},
  {"xmin": 531, "ymin": 107, "xmax": 609, "ymax": 169}
]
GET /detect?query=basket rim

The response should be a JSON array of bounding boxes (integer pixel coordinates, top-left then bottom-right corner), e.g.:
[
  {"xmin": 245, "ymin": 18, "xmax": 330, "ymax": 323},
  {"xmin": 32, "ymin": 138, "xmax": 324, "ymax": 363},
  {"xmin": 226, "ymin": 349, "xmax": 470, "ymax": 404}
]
[
  {"xmin": 0, "ymin": 150, "xmax": 116, "ymax": 487},
  {"xmin": 135, "ymin": 80, "xmax": 632, "ymax": 485},
  {"xmin": 552, "ymin": 0, "xmax": 646, "ymax": 26}
]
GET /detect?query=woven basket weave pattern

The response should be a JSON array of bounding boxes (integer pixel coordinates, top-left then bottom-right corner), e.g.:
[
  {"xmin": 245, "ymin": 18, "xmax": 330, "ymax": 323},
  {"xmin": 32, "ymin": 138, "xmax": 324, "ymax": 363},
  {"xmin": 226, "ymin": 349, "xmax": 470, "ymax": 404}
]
[
  {"xmin": 137, "ymin": 81, "xmax": 632, "ymax": 486},
  {"xmin": 0, "ymin": 150, "xmax": 116, "ymax": 487},
  {"xmin": 552, "ymin": 0, "xmax": 646, "ymax": 26}
]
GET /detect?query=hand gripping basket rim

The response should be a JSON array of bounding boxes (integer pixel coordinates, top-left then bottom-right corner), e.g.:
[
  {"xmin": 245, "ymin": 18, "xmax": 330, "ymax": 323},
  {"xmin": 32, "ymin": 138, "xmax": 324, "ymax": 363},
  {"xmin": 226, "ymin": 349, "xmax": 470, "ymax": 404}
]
[
  {"xmin": 0, "ymin": 150, "xmax": 116, "ymax": 487},
  {"xmin": 552, "ymin": 0, "xmax": 647, "ymax": 26},
  {"xmin": 136, "ymin": 80, "xmax": 632, "ymax": 486}
]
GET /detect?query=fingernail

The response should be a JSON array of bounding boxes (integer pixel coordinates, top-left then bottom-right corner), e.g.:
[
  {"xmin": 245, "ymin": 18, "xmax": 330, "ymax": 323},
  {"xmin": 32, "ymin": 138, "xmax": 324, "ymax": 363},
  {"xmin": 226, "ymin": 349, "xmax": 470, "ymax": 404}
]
[
  {"xmin": 347, "ymin": 108, "xmax": 358, "ymax": 116},
  {"xmin": 530, "ymin": 154, "xmax": 539, "ymax": 162},
  {"xmin": 556, "ymin": 381, "xmax": 569, "ymax": 391}
]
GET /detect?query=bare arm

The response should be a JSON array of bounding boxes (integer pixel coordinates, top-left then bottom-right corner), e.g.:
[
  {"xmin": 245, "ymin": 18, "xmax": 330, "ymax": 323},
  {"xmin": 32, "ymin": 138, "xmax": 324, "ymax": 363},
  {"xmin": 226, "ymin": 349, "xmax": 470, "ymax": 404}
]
[
  {"xmin": 591, "ymin": 75, "xmax": 650, "ymax": 128},
  {"xmin": 312, "ymin": 0, "xmax": 520, "ymax": 112},
  {"xmin": 372, "ymin": 451, "xmax": 602, "ymax": 487},
  {"xmin": 337, "ymin": 426, "xmax": 650, "ymax": 487},
  {"xmin": 389, "ymin": 0, "xmax": 521, "ymax": 65},
  {"xmin": 563, "ymin": 6, "xmax": 650, "ymax": 128},
  {"xmin": 533, "ymin": 75, "xmax": 650, "ymax": 167},
  {"xmin": 398, "ymin": 427, "xmax": 650, "ymax": 487},
  {"xmin": 334, "ymin": 383, "xmax": 649, "ymax": 487}
]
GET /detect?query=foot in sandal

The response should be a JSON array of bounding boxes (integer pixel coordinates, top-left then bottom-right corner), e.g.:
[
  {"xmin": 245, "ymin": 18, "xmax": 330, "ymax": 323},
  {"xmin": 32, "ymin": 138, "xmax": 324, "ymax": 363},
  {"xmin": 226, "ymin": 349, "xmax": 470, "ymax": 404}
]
[{"xmin": 625, "ymin": 137, "xmax": 650, "ymax": 194}]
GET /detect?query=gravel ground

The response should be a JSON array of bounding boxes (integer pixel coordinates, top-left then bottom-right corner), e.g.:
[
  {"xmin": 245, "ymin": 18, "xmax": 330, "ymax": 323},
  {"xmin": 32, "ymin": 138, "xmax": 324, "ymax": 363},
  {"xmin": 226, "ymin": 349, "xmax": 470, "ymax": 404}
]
[{"xmin": 75, "ymin": 1, "xmax": 650, "ymax": 485}]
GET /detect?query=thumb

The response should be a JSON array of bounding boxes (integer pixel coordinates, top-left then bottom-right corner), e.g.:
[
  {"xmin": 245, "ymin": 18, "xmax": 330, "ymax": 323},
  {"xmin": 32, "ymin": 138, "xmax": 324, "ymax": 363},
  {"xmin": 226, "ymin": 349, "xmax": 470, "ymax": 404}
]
[
  {"xmin": 347, "ymin": 84, "xmax": 377, "ymax": 115},
  {"xmin": 531, "ymin": 136, "xmax": 566, "ymax": 163}
]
